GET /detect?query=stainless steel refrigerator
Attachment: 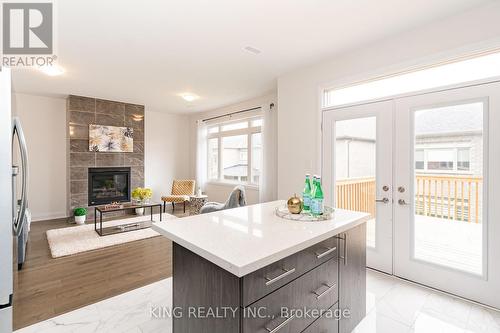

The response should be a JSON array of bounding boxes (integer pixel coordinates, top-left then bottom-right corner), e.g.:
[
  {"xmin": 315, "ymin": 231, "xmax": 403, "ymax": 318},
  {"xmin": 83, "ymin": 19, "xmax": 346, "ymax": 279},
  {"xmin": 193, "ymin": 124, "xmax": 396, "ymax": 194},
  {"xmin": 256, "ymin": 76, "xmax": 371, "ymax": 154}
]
[{"xmin": 0, "ymin": 68, "xmax": 29, "ymax": 333}]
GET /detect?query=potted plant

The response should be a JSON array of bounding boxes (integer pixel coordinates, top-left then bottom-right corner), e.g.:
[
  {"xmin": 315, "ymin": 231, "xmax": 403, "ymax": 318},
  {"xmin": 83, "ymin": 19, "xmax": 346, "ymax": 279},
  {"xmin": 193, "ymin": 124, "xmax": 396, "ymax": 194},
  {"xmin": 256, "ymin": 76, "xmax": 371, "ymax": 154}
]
[
  {"xmin": 74, "ymin": 207, "xmax": 87, "ymax": 225},
  {"xmin": 131, "ymin": 187, "xmax": 153, "ymax": 215}
]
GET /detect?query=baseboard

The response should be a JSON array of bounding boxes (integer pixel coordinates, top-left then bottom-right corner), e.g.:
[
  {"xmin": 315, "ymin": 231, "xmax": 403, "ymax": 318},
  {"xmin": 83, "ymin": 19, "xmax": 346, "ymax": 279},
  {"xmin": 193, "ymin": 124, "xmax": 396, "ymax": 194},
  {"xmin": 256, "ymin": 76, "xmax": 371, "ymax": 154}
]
[{"xmin": 31, "ymin": 213, "xmax": 69, "ymax": 222}]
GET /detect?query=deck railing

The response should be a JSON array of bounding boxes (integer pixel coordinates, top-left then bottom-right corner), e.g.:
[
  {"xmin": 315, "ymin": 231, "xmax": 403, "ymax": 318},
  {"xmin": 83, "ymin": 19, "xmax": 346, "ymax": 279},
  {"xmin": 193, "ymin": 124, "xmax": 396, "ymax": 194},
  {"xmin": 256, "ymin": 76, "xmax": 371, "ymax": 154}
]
[
  {"xmin": 336, "ymin": 177, "xmax": 376, "ymax": 218},
  {"xmin": 335, "ymin": 175, "xmax": 483, "ymax": 223},
  {"xmin": 416, "ymin": 174, "xmax": 482, "ymax": 223}
]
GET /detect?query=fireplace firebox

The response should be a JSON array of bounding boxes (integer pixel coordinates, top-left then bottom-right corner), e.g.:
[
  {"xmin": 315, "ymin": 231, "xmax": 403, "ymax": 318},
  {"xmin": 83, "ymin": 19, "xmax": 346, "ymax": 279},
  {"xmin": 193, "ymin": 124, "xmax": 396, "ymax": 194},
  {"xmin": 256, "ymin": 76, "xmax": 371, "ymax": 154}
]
[{"xmin": 88, "ymin": 167, "xmax": 131, "ymax": 206}]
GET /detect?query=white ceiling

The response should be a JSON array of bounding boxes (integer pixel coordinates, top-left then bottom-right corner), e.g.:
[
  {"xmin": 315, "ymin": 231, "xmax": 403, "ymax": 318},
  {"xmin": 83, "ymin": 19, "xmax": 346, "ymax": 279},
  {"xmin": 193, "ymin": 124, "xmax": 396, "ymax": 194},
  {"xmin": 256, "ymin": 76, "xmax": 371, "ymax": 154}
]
[{"xmin": 11, "ymin": 0, "xmax": 493, "ymax": 113}]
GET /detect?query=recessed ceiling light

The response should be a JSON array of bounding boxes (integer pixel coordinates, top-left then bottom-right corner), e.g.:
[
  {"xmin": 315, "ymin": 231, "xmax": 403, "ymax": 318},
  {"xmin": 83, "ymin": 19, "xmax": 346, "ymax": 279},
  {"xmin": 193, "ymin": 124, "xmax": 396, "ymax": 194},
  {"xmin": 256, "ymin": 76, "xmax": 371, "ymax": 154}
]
[
  {"xmin": 180, "ymin": 93, "xmax": 199, "ymax": 102},
  {"xmin": 38, "ymin": 64, "xmax": 65, "ymax": 76},
  {"xmin": 244, "ymin": 46, "xmax": 261, "ymax": 55}
]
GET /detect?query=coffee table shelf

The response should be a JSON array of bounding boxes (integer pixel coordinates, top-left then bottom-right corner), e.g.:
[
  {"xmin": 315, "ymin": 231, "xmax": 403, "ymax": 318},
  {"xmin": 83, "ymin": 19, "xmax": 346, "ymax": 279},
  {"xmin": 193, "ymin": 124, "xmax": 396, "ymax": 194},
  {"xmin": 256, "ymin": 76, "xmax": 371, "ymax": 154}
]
[{"xmin": 94, "ymin": 203, "xmax": 163, "ymax": 236}]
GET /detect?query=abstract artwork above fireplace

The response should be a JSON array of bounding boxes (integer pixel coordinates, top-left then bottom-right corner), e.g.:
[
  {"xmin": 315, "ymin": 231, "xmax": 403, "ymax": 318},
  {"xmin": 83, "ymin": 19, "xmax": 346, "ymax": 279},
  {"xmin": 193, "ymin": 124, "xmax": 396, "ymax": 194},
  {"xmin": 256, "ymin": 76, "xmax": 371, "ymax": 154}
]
[{"xmin": 89, "ymin": 124, "xmax": 134, "ymax": 152}]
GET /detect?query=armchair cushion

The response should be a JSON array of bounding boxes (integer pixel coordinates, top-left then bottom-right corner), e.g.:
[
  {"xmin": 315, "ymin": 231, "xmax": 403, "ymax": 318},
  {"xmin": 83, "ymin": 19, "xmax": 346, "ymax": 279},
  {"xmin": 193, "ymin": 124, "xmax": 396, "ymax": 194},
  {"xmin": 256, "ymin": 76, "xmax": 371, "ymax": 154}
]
[{"xmin": 161, "ymin": 195, "xmax": 190, "ymax": 203}]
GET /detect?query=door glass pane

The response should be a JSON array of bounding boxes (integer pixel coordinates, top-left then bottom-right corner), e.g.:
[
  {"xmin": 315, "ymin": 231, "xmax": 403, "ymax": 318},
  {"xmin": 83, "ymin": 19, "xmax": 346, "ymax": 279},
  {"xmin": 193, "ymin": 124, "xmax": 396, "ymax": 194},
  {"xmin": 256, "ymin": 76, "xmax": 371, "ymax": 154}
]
[
  {"xmin": 222, "ymin": 135, "xmax": 248, "ymax": 182},
  {"xmin": 335, "ymin": 117, "xmax": 377, "ymax": 248},
  {"xmin": 414, "ymin": 102, "xmax": 483, "ymax": 275}
]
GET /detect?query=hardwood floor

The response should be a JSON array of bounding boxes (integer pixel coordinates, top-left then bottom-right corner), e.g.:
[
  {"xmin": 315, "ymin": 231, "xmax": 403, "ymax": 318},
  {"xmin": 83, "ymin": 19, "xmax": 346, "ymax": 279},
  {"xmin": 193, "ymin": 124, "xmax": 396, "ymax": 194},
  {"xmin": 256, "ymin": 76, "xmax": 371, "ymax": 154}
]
[{"xmin": 13, "ymin": 209, "xmax": 187, "ymax": 330}]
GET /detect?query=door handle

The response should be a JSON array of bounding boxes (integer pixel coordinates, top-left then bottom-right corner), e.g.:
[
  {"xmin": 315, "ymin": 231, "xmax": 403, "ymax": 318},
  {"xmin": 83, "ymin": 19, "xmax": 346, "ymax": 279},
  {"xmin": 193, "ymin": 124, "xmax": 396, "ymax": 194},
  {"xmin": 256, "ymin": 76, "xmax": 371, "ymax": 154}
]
[
  {"xmin": 398, "ymin": 199, "xmax": 409, "ymax": 205},
  {"xmin": 375, "ymin": 198, "xmax": 389, "ymax": 204}
]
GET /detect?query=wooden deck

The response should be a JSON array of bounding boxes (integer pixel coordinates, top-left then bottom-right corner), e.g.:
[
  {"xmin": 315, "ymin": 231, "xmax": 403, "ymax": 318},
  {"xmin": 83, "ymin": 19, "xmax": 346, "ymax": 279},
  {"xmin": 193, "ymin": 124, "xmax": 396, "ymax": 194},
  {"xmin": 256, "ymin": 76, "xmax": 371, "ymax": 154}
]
[{"xmin": 367, "ymin": 215, "xmax": 482, "ymax": 275}]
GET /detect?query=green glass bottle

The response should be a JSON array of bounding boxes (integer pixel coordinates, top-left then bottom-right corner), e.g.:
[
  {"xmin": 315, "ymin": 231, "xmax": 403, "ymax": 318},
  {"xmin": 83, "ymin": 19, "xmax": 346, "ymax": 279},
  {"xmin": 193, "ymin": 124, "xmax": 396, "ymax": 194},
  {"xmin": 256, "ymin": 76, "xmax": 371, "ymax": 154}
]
[
  {"xmin": 302, "ymin": 174, "xmax": 312, "ymax": 212},
  {"xmin": 310, "ymin": 175, "xmax": 317, "ymax": 199},
  {"xmin": 311, "ymin": 176, "xmax": 324, "ymax": 216}
]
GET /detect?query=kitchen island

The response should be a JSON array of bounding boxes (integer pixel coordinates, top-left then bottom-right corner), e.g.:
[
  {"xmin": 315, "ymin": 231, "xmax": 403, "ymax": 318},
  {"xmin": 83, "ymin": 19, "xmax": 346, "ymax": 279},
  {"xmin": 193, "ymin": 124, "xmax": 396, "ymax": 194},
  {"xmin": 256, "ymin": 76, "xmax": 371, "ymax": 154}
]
[{"xmin": 152, "ymin": 200, "xmax": 369, "ymax": 333}]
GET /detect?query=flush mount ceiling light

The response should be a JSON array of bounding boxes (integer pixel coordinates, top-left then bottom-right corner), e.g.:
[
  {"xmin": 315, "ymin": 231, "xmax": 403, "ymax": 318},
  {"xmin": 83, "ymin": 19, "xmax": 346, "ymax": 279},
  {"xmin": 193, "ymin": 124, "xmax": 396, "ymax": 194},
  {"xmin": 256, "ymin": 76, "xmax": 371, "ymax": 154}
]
[
  {"xmin": 244, "ymin": 46, "xmax": 261, "ymax": 55},
  {"xmin": 38, "ymin": 64, "xmax": 65, "ymax": 76},
  {"xmin": 180, "ymin": 93, "xmax": 199, "ymax": 102}
]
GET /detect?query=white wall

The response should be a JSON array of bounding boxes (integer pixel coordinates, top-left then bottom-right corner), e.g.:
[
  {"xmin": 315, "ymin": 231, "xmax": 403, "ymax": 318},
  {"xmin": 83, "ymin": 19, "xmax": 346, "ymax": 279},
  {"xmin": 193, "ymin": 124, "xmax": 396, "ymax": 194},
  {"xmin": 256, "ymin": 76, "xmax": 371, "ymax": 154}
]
[
  {"xmin": 277, "ymin": 2, "xmax": 500, "ymax": 199},
  {"xmin": 144, "ymin": 110, "xmax": 191, "ymax": 203},
  {"xmin": 13, "ymin": 93, "xmax": 68, "ymax": 221},
  {"xmin": 189, "ymin": 92, "xmax": 276, "ymax": 205}
]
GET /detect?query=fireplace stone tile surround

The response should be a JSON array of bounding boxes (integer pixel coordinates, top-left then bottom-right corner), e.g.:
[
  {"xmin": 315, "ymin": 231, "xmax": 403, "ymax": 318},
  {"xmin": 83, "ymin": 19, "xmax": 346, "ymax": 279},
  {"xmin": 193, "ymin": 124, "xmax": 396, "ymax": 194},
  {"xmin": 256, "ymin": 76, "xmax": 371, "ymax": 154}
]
[{"xmin": 67, "ymin": 95, "xmax": 145, "ymax": 219}]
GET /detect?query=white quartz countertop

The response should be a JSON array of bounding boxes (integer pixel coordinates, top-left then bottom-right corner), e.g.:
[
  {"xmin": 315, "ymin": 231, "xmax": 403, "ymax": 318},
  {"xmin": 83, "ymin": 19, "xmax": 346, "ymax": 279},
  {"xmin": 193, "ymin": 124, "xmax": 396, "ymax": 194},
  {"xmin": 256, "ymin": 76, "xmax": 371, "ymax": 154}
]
[{"xmin": 152, "ymin": 200, "xmax": 369, "ymax": 277}]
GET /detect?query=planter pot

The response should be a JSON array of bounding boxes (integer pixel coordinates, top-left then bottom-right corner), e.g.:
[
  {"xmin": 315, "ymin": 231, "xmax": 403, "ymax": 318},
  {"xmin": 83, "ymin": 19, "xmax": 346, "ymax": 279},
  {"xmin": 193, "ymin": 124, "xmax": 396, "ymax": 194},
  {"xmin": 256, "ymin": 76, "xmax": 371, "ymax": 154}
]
[
  {"xmin": 135, "ymin": 208, "xmax": 145, "ymax": 216},
  {"xmin": 75, "ymin": 215, "xmax": 86, "ymax": 225}
]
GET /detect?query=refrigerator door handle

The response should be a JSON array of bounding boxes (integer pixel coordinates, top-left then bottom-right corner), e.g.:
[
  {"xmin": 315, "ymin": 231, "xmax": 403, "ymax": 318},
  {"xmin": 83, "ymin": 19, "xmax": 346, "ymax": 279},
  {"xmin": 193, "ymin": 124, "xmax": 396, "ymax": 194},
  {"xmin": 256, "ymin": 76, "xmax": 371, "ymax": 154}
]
[{"xmin": 12, "ymin": 117, "xmax": 28, "ymax": 237}]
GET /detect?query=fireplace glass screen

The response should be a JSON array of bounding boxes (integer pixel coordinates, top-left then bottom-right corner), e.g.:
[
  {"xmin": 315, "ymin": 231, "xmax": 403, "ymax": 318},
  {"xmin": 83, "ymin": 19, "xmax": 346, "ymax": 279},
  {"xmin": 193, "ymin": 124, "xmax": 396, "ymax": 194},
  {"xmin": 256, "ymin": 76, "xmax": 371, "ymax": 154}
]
[{"xmin": 88, "ymin": 168, "xmax": 131, "ymax": 206}]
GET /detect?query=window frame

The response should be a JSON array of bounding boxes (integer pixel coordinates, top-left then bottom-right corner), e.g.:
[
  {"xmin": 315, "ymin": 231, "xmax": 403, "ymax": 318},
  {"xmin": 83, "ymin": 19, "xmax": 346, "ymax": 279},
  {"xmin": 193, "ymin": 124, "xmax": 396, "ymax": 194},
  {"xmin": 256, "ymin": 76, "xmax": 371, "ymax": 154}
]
[{"xmin": 206, "ymin": 116, "xmax": 262, "ymax": 186}]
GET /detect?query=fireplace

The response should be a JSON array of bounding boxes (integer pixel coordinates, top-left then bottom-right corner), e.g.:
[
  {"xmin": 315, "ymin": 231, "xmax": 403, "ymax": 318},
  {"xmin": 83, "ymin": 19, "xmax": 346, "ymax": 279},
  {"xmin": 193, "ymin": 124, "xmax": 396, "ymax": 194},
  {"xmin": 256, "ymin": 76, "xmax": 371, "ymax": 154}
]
[{"xmin": 88, "ymin": 167, "xmax": 131, "ymax": 206}]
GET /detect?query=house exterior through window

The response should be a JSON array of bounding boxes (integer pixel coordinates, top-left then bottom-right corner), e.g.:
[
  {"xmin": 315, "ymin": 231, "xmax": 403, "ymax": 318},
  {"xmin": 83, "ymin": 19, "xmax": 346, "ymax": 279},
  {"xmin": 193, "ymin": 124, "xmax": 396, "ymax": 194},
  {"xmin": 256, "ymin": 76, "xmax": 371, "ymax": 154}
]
[{"xmin": 207, "ymin": 116, "xmax": 262, "ymax": 185}]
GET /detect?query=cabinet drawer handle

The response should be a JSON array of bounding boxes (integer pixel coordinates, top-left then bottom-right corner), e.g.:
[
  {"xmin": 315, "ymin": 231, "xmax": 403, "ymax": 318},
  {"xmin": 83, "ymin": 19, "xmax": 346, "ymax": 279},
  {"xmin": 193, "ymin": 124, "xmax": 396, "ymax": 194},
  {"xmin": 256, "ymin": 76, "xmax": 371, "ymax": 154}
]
[
  {"xmin": 315, "ymin": 246, "xmax": 336, "ymax": 259},
  {"xmin": 265, "ymin": 268, "xmax": 296, "ymax": 286},
  {"xmin": 265, "ymin": 314, "xmax": 296, "ymax": 333},
  {"xmin": 312, "ymin": 283, "xmax": 336, "ymax": 300}
]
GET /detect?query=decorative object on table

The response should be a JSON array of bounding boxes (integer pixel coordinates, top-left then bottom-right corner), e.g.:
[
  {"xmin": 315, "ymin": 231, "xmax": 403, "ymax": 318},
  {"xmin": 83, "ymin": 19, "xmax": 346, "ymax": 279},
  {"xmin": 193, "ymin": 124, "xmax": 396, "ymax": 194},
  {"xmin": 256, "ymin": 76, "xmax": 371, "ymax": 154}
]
[
  {"xmin": 189, "ymin": 194, "xmax": 208, "ymax": 215},
  {"xmin": 74, "ymin": 207, "xmax": 87, "ymax": 225},
  {"xmin": 200, "ymin": 186, "xmax": 246, "ymax": 214},
  {"xmin": 104, "ymin": 202, "xmax": 123, "ymax": 210},
  {"xmin": 131, "ymin": 187, "xmax": 153, "ymax": 215},
  {"xmin": 275, "ymin": 205, "xmax": 335, "ymax": 222},
  {"xmin": 287, "ymin": 193, "xmax": 303, "ymax": 214},
  {"xmin": 311, "ymin": 175, "xmax": 324, "ymax": 216},
  {"xmin": 197, "ymin": 187, "xmax": 202, "ymax": 197},
  {"xmin": 302, "ymin": 174, "xmax": 312, "ymax": 212},
  {"xmin": 88, "ymin": 124, "xmax": 133, "ymax": 152},
  {"xmin": 161, "ymin": 180, "xmax": 196, "ymax": 213}
]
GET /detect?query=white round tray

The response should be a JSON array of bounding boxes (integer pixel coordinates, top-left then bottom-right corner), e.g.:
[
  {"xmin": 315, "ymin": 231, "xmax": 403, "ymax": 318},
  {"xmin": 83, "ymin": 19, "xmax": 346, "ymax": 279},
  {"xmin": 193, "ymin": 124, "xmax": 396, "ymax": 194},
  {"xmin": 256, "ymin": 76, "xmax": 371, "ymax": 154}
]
[{"xmin": 275, "ymin": 205, "xmax": 335, "ymax": 222}]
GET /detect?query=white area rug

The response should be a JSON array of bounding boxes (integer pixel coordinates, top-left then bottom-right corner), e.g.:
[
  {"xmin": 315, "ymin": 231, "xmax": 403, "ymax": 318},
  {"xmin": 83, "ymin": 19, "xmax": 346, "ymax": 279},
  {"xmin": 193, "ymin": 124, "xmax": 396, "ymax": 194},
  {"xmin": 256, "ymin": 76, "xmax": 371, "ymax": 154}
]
[{"xmin": 46, "ymin": 213, "xmax": 176, "ymax": 258}]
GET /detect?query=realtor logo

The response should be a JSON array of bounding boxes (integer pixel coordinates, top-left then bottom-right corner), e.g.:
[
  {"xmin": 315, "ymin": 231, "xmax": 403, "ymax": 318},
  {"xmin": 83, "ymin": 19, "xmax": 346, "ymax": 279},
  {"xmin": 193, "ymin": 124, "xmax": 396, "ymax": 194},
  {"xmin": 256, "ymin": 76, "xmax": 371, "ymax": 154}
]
[{"xmin": 2, "ymin": 2, "xmax": 53, "ymax": 54}]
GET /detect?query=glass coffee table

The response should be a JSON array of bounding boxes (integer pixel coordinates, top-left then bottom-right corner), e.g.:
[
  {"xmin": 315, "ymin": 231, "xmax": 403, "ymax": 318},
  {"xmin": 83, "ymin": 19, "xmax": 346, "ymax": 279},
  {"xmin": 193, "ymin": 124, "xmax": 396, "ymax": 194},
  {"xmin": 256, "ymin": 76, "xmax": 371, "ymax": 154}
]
[{"xmin": 94, "ymin": 203, "xmax": 163, "ymax": 236}]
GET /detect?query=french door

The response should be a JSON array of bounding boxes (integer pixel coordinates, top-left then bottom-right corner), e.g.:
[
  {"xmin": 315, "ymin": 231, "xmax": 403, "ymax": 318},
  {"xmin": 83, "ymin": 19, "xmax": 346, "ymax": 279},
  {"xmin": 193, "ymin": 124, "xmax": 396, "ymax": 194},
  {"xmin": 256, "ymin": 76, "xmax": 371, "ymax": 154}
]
[
  {"xmin": 322, "ymin": 81, "xmax": 500, "ymax": 308},
  {"xmin": 322, "ymin": 100, "xmax": 393, "ymax": 274}
]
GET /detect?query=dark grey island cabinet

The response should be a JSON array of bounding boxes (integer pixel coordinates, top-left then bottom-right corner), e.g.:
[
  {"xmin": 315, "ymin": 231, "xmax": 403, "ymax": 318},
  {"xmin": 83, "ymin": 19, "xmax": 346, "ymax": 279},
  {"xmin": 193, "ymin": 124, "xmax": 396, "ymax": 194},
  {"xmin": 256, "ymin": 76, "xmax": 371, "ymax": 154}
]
[{"xmin": 171, "ymin": 223, "xmax": 366, "ymax": 333}]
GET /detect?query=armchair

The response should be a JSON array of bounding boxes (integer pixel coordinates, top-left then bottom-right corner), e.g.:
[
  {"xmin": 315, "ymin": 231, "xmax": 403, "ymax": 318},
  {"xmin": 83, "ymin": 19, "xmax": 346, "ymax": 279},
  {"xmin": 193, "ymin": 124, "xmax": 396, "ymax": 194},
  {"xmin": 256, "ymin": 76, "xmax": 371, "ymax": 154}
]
[{"xmin": 161, "ymin": 180, "xmax": 196, "ymax": 213}]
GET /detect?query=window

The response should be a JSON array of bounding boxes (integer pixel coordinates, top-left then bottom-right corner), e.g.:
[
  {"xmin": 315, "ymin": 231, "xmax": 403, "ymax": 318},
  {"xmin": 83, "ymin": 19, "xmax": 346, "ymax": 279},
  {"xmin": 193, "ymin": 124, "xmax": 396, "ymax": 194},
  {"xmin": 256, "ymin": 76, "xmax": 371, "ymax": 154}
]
[
  {"xmin": 415, "ymin": 147, "xmax": 471, "ymax": 173},
  {"xmin": 222, "ymin": 135, "xmax": 248, "ymax": 182},
  {"xmin": 415, "ymin": 149, "xmax": 424, "ymax": 170},
  {"xmin": 208, "ymin": 138, "xmax": 218, "ymax": 180},
  {"xmin": 457, "ymin": 148, "xmax": 471, "ymax": 171},
  {"xmin": 206, "ymin": 116, "xmax": 262, "ymax": 185},
  {"xmin": 427, "ymin": 149, "xmax": 454, "ymax": 171},
  {"xmin": 323, "ymin": 51, "xmax": 500, "ymax": 108},
  {"xmin": 251, "ymin": 133, "xmax": 262, "ymax": 183}
]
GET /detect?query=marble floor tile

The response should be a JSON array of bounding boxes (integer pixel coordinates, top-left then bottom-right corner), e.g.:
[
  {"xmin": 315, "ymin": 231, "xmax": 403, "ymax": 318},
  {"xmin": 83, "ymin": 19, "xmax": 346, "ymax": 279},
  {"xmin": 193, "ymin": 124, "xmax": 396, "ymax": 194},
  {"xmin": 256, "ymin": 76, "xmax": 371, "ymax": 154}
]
[
  {"xmin": 353, "ymin": 310, "xmax": 412, "ymax": 333},
  {"xmin": 15, "ymin": 269, "xmax": 500, "ymax": 333},
  {"xmin": 374, "ymin": 279, "xmax": 431, "ymax": 326},
  {"xmin": 15, "ymin": 279, "xmax": 172, "ymax": 333}
]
